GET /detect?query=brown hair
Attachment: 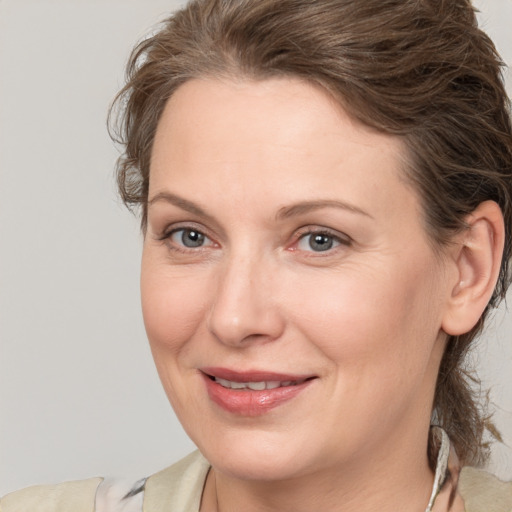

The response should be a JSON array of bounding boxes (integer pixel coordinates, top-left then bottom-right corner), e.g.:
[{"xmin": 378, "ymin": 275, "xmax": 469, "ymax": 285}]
[{"xmin": 110, "ymin": 0, "xmax": 512, "ymax": 466}]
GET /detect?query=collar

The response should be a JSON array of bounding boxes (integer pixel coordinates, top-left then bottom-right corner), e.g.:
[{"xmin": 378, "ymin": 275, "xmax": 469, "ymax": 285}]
[{"xmin": 427, "ymin": 426, "xmax": 465, "ymax": 512}]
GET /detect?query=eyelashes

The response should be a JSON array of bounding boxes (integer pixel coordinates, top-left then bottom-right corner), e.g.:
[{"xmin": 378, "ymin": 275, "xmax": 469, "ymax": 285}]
[
  {"xmin": 293, "ymin": 228, "xmax": 351, "ymax": 253},
  {"xmin": 157, "ymin": 224, "xmax": 351, "ymax": 256},
  {"xmin": 168, "ymin": 228, "xmax": 214, "ymax": 249},
  {"xmin": 157, "ymin": 224, "xmax": 217, "ymax": 255}
]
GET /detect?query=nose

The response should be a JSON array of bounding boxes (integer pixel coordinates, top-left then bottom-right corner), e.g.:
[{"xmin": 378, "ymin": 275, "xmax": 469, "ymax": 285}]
[{"xmin": 207, "ymin": 254, "xmax": 285, "ymax": 347}]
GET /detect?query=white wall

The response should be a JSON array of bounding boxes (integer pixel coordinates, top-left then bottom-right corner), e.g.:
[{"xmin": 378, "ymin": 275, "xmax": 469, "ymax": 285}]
[{"xmin": 1, "ymin": 0, "xmax": 511, "ymax": 495}]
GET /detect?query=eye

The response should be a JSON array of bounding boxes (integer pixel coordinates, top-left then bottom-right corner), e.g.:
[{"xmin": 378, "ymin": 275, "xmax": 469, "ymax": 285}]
[
  {"xmin": 169, "ymin": 228, "xmax": 212, "ymax": 249},
  {"xmin": 296, "ymin": 230, "xmax": 349, "ymax": 253}
]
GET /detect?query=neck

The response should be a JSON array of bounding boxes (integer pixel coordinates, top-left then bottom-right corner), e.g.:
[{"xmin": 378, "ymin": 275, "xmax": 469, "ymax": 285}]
[{"xmin": 201, "ymin": 425, "xmax": 435, "ymax": 512}]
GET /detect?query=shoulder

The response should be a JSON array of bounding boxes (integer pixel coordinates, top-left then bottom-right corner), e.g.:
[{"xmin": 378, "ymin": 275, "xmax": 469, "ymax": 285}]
[
  {"xmin": 143, "ymin": 450, "xmax": 210, "ymax": 512},
  {"xmin": 459, "ymin": 467, "xmax": 512, "ymax": 512},
  {"xmin": 1, "ymin": 452, "xmax": 210, "ymax": 512},
  {"xmin": 0, "ymin": 477, "xmax": 102, "ymax": 512}
]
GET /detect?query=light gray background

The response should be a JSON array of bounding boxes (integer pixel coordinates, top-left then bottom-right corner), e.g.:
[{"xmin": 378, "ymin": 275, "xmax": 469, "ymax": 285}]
[{"xmin": 1, "ymin": 0, "xmax": 511, "ymax": 495}]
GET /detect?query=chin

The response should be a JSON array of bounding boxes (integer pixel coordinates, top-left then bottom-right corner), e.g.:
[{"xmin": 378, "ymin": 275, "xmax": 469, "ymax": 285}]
[
  {"xmin": 194, "ymin": 429, "xmax": 312, "ymax": 481},
  {"xmin": 212, "ymin": 453, "xmax": 303, "ymax": 482}
]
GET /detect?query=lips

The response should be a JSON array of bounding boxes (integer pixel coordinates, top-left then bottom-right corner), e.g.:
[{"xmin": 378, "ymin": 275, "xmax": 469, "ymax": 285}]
[{"xmin": 200, "ymin": 367, "xmax": 316, "ymax": 416}]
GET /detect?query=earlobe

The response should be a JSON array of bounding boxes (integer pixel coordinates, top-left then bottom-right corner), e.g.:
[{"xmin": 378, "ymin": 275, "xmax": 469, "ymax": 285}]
[{"xmin": 441, "ymin": 201, "xmax": 505, "ymax": 336}]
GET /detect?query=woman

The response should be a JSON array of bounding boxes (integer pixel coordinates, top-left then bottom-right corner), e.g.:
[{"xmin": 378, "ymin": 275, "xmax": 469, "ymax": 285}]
[{"xmin": 2, "ymin": 0, "xmax": 511, "ymax": 510}]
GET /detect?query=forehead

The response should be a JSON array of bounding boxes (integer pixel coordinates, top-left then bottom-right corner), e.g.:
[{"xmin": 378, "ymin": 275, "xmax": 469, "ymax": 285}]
[
  {"xmin": 152, "ymin": 76, "xmax": 401, "ymax": 159},
  {"xmin": 149, "ymin": 77, "xmax": 418, "ymax": 224}
]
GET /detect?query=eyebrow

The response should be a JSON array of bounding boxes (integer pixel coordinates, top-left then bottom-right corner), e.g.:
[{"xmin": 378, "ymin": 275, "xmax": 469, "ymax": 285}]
[
  {"xmin": 148, "ymin": 192, "xmax": 373, "ymax": 221},
  {"xmin": 148, "ymin": 192, "xmax": 215, "ymax": 221},
  {"xmin": 276, "ymin": 200, "xmax": 373, "ymax": 220}
]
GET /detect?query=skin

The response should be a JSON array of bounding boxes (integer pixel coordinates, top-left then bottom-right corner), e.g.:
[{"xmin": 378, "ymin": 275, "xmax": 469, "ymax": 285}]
[{"xmin": 141, "ymin": 77, "xmax": 467, "ymax": 512}]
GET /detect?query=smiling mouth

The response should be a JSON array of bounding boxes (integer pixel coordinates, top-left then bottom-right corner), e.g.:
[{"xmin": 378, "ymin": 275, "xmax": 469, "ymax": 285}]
[{"xmin": 200, "ymin": 368, "xmax": 317, "ymax": 415}]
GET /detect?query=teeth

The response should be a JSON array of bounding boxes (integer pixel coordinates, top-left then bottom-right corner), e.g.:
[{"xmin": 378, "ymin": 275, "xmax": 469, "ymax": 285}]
[
  {"xmin": 247, "ymin": 381, "xmax": 266, "ymax": 391},
  {"xmin": 216, "ymin": 378, "xmax": 232, "ymax": 388},
  {"xmin": 214, "ymin": 378, "xmax": 298, "ymax": 390}
]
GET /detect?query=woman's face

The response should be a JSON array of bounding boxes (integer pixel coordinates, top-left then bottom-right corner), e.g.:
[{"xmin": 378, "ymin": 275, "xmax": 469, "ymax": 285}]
[{"xmin": 142, "ymin": 77, "xmax": 453, "ymax": 481}]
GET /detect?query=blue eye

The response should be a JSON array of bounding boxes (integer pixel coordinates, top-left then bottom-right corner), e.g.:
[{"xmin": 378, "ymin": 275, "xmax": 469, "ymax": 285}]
[
  {"xmin": 297, "ymin": 232, "xmax": 343, "ymax": 252},
  {"xmin": 170, "ymin": 228, "xmax": 210, "ymax": 248}
]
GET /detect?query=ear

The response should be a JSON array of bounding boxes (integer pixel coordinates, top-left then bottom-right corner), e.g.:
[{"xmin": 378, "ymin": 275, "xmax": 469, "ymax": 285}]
[{"xmin": 441, "ymin": 200, "xmax": 505, "ymax": 336}]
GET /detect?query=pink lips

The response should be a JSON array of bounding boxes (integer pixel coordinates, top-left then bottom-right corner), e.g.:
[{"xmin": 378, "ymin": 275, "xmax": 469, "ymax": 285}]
[{"xmin": 201, "ymin": 367, "xmax": 315, "ymax": 416}]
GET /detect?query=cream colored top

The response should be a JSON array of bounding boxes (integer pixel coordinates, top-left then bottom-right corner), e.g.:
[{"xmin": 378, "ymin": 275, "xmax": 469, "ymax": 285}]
[{"xmin": 2, "ymin": 430, "xmax": 512, "ymax": 512}]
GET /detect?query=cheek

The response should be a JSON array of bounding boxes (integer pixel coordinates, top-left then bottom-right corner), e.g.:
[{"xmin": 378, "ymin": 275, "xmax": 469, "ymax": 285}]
[
  {"xmin": 285, "ymin": 261, "xmax": 442, "ymax": 377},
  {"xmin": 140, "ymin": 255, "xmax": 213, "ymax": 418},
  {"xmin": 140, "ymin": 257, "xmax": 210, "ymax": 355}
]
